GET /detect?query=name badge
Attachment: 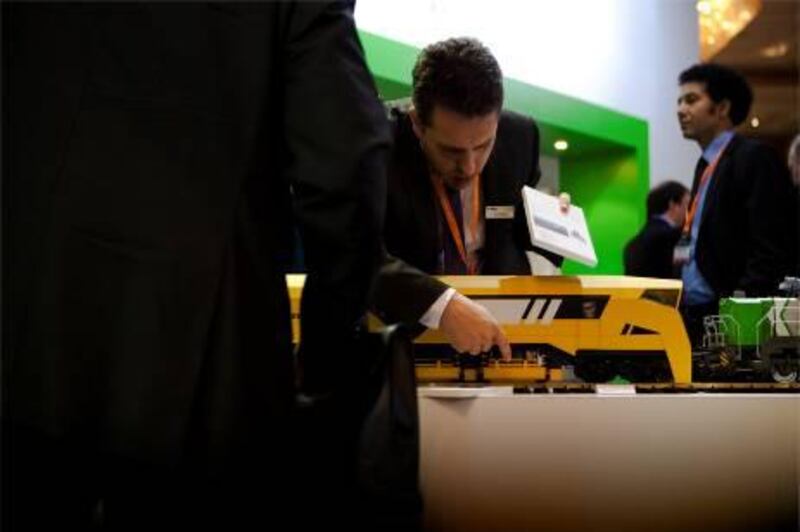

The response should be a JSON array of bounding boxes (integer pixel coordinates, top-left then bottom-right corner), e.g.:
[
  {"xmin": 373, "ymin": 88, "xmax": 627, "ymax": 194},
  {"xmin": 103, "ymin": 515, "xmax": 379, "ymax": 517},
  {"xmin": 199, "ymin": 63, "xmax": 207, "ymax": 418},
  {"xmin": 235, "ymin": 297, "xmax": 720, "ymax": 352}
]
[
  {"xmin": 673, "ymin": 235, "xmax": 691, "ymax": 265},
  {"xmin": 485, "ymin": 205, "xmax": 514, "ymax": 219}
]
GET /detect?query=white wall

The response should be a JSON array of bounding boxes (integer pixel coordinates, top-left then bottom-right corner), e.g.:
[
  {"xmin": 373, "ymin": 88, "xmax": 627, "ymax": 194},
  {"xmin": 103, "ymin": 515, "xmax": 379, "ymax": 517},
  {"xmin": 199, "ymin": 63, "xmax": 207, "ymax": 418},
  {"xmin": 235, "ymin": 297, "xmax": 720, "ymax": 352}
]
[{"xmin": 355, "ymin": 0, "xmax": 701, "ymax": 188}]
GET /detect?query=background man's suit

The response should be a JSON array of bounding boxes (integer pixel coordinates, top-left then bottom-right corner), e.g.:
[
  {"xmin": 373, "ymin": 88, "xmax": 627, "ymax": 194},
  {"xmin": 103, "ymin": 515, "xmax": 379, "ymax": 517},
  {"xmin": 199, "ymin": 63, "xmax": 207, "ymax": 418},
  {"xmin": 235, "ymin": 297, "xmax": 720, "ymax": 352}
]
[
  {"xmin": 624, "ymin": 217, "xmax": 682, "ymax": 278},
  {"xmin": 376, "ymin": 108, "xmax": 547, "ymax": 323},
  {"xmin": 3, "ymin": 2, "xmax": 388, "ymax": 527},
  {"xmin": 690, "ymin": 134, "xmax": 797, "ymax": 298}
]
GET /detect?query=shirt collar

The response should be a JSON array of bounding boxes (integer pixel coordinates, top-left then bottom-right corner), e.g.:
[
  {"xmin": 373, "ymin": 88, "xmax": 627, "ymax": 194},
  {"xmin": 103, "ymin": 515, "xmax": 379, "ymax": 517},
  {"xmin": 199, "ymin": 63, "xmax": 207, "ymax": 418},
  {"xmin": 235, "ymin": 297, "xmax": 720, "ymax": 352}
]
[
  {"xmin": 657, "ymin": 213, "xmax": 678, "ymax": 228},
  {"xmin": 702, "ymin": 129, "xmax": 735, "ymax": 164}
]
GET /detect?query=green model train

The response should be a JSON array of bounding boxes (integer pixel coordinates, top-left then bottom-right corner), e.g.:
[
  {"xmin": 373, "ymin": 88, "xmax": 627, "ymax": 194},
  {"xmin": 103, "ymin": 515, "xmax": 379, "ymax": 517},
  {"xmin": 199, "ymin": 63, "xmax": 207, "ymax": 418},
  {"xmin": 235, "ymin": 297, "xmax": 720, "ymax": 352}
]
[{"xmin": 697, "ymin": 278, "xmax": 800, "ymax": 382}]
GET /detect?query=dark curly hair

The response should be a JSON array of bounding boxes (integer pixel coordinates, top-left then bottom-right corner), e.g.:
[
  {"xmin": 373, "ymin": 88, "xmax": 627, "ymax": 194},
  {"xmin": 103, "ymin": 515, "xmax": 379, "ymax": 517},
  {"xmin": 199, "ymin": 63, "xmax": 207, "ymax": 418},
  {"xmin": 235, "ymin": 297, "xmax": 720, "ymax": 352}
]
[
  {"xmin": 412, "ymin": 37, "xmax": 503, "ymax": 126},
  {"xmin": 678, "ymin": 63, "xmax": 753, "ymax": 126}
]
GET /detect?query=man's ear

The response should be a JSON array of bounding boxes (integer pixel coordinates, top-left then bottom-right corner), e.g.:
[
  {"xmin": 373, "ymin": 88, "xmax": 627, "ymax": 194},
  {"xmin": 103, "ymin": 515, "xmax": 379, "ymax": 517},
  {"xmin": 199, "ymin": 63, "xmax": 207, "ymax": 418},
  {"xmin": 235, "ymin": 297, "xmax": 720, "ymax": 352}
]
[
  {"xmin": 716, "ymin": 98, "xmax": 732, "ymax": 121},
  {"xmin": 409, "ymin": 108, "xmax": 424, "ymax": 140}
]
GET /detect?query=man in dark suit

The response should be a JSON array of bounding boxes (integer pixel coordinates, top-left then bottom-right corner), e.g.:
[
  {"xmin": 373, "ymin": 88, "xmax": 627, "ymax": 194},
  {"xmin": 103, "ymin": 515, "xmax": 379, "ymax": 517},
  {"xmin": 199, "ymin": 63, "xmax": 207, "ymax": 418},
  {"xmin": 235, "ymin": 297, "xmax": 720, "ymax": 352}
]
[
  {"xmin": 676, "ymin": 63, "xmax": 797, "ymax": 344},
  {"xmin": 624, "ymin": 181, "xmax": 689, "ymax": 278},
  {"xmin": 3, "ymin": 2, "xmax": 387, "ymax": 529},
  {"xmin": 373, "ymin": 38, "xmax": 561, "ymax": 356}
]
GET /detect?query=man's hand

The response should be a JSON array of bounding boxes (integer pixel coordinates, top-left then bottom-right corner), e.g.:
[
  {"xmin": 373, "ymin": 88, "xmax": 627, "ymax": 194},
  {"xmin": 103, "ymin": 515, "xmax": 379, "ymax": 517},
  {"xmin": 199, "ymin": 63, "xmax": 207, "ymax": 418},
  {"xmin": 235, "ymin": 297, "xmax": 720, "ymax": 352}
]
[
  {"xmin": 558, "ymin": 192, "xmax": 571, "ymax": 213},
  {"xmin": 439, "ymin": 292, "xmax": 511, "ymax": 360}
]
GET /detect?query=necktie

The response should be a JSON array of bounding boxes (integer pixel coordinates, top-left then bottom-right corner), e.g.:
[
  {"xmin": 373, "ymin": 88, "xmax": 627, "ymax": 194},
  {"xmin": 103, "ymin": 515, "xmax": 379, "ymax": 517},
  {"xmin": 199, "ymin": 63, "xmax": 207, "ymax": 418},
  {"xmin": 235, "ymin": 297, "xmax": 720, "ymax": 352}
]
[
  {"xmin": 692, "ymin": 157, "xmax": 709, "ymax": 196},
  {"xmin": 442, "ymin": 187, "xmax": 467, "ymax": 274}
]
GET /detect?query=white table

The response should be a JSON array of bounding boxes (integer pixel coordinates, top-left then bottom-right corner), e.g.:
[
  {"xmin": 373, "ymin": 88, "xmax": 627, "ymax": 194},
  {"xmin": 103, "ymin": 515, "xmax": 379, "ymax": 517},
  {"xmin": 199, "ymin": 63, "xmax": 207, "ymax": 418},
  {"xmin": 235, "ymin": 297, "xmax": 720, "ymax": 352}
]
[{"xmin": 418, "ymin": 387, "xmax": 800, "ymax": 532}]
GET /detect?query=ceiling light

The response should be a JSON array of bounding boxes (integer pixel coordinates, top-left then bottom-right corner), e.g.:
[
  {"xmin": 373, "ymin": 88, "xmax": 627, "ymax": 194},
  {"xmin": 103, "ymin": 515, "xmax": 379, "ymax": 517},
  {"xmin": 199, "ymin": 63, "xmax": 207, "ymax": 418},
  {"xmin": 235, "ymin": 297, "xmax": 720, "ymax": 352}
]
[
  {"xmin": 750, "ymin": 117, "xmax": 760, "ymax": 128},
  {"xmin": 698, "ymin": 0, "xmax": 762, "ymax": 61},
  {"xmin": 554, "ymin": 140, "xmax": 569, "ymax": 151},
  {"xmin": 760, "ymin": 42, "xmax": 788, "ymax": 58}
]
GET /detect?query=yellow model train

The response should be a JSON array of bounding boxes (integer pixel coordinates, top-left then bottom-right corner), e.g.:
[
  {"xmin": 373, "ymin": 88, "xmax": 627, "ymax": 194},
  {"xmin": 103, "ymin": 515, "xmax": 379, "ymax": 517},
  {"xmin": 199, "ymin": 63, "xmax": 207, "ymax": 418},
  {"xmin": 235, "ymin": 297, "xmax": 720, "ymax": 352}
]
[{"xmin": 286, "ymin": 274, "xmax": 692, "ymax": 384}]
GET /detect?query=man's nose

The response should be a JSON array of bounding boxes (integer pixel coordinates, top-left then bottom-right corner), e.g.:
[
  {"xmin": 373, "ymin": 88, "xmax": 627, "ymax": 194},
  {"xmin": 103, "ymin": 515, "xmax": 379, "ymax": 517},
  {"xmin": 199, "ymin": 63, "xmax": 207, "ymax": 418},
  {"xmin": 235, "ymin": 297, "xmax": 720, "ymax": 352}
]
[{"xmin": 458, "ymin": 152, "xmax": 478, "ymax": 176}]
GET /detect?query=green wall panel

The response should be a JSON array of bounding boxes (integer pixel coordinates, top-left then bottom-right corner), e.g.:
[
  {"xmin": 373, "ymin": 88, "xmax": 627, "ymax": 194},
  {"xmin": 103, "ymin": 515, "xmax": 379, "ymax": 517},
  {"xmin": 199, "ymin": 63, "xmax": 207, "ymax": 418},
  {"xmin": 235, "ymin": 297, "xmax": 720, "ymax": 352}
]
[
  {"xmin": 358, "ymin": 31, "xmax": 649, "ymax": 275},
  {"xmin": 561, "ymin": 154, "xmax": 641, "ymax": 274}
]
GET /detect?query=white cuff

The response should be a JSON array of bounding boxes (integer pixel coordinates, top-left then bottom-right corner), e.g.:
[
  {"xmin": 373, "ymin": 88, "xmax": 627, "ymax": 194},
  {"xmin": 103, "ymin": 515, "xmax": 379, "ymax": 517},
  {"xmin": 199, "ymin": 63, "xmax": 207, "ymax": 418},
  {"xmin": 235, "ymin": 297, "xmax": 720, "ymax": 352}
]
[{"xmin": 419, "ymin": 287, "xmax": 457, "ymax": 329}]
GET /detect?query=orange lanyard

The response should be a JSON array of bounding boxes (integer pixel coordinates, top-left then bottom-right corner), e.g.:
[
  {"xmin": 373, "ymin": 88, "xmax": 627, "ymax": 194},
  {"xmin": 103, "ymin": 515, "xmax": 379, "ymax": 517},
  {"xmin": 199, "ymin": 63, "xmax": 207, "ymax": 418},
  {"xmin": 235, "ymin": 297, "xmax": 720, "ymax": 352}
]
[
  {"xmin": 431, "ymin": 173, "xmax": 481, "ymax": 274},
  {"xmin": 683, "ymin": 141, "xmax": 730, "ymax": 235}
]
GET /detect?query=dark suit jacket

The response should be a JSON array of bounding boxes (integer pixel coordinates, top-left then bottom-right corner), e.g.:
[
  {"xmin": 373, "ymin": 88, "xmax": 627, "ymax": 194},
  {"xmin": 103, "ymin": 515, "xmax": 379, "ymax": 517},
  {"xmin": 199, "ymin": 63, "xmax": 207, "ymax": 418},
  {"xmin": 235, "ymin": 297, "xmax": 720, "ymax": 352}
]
[
  {"xmin": 691, "ymin": 134, "xmax": 797, "ymax": 298},
  {"xmin": 377, "ymin": 108, "xmax": 547, "ymax": 322},
  {"xmin": 3, "ymin": 2, "xmax": 388, "ymax": 465},
  {"xmin": 624, "ymin": 217, "xmax": 682, "ymax": 278}
]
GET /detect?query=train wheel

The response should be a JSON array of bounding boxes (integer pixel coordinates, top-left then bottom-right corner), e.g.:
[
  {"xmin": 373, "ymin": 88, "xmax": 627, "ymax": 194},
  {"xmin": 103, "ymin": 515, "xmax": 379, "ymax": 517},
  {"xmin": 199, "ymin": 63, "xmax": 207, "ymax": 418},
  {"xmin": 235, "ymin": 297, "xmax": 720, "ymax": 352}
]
[
  {"xmin": 769, "ymin": 357, "xmax": 799, "ymax": 383},
  {"xmin": 698, "ymin": 347, "xmax": 738, "ymax": 381}
]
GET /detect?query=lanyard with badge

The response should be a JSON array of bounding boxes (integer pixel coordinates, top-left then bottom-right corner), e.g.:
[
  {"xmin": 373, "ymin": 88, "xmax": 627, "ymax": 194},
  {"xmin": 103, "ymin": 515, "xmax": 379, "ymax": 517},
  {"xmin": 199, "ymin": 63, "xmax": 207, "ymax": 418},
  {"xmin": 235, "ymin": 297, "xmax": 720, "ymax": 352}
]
[
  {"xmin": 431, "ymin": 173, "xmax": 481, "ymax": 275},
  {"xmin": 673, "ymin": 140, "xmax": 731, "ymax": 265}
]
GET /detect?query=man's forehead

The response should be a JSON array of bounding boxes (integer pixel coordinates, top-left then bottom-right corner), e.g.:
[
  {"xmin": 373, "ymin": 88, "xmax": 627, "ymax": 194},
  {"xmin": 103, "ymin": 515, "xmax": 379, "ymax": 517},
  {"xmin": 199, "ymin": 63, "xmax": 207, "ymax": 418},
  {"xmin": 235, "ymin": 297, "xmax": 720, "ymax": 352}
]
[
  {"xmin": 679, "ymin": 81, "xmax": 707, "ymax": 96},
  {"xmin": 427, "ymin": 106, "xmax": 498, "ymax": 144}
]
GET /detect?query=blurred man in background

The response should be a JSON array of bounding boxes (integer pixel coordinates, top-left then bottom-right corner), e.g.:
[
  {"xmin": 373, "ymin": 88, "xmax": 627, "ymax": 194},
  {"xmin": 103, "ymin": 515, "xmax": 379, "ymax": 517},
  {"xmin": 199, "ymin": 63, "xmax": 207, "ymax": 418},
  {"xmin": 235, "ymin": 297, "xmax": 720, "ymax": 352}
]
[
  {"xmin": 624, "ymin": 181, "xmax": 689, "ymax": 279},
  {"xmin": 675, "ymin": 62, "xmax": 797, "ymax": 344}
]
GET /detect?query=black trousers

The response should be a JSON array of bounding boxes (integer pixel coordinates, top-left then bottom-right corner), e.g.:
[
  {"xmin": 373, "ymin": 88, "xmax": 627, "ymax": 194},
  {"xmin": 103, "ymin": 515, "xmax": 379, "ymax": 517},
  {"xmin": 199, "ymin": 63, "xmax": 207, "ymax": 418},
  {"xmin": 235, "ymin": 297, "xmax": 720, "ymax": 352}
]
[
  {"xmin": 4, "ymin": 327, "xmax": 421, "ymax": 531},
  {"xmin": 296, "ymin": 325, "xmax": 422, "ymax": 531}
]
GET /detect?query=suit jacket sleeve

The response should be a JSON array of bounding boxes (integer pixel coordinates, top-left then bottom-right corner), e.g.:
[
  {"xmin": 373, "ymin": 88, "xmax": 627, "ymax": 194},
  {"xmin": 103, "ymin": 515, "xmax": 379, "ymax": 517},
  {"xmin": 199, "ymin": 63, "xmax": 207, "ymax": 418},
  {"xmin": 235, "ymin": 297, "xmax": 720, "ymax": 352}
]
[
  {"xmin": 371, "ymin": 252, "xmax": 449, "ymax": 327},
  {"xmin": 282, "ymin": 3, "xmax": 390, "ymax": 389}
]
